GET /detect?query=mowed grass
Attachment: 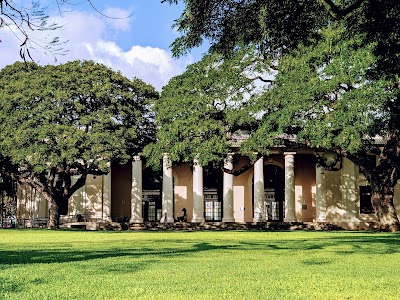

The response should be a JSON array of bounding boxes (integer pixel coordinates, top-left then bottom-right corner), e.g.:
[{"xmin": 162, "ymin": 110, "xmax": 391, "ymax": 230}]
[{"xmin": 1, "ymin": 230, "xmax": 400, "ymax": 300}]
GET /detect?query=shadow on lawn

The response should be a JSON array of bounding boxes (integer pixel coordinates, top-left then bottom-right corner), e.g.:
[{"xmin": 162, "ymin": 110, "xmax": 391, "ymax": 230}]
[
  {"xmin": 1, "ymin": 233, "xmax": 400, "ymax": 267},
  {"xmin": 244, "ymin": 232, "xmax": 400, "ymax": 249},
  {"xmin": 0, "ymin": 242, "xmax": 239, "ymax": 266}
]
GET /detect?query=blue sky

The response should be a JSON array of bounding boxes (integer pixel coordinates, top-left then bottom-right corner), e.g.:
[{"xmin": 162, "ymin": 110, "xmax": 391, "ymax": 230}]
[{"xmin": 1, "ymin": 0, "xmax": 207, "ymax": 90}]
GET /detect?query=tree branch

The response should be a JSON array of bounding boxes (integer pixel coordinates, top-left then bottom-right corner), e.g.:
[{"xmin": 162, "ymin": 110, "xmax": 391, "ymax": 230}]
[
  {"xmin": 322, "ymin": 0, "xmax": 367, "ymax": 18},
  {"xmin": 221, "ymin": 153, "xmax": 262, "ymax": 176},
  {"xmin": 248, "ymin": 76, "xmax": 274, "ymax": 83}
]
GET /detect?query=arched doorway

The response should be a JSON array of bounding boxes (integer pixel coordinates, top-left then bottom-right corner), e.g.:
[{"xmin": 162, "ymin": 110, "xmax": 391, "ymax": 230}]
[{"xmin": 264, "ymin": 164, "xmax": 285, "ymax": 221}]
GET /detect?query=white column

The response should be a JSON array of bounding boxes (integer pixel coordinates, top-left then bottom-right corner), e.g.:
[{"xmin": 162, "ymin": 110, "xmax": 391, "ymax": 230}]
[
  {"xmin": 222, "ymin": 154, "xmax": 235, "ymax": 222},
  {"xmin": 161, "ymin": 154, "xmax": 174, "ymax": 223},
  {"xmin": 316, "ymin": 160, "xmax": 326, "ymax": 222},
  {"xmin": 192, "ymin": 158, "xmax": 205, "ymax": 223},
  {"xmin": 284, "ymin": 152, "xmax": 297, "ymax": 222},
  {"xmin": 253, "ymin": 156, "xmax": 265, "ymax": 222},
  {"xmin": 103, "ymin": 167, "xmax": 112, "ymax": 222},
  {"xmin": 70, "ymin": 175, "xmax": 84, "ymax": 216},
  {"xmin": 130, "ymin": 156, "xmax": 143, "ymax": 223},
  {"xmin": 342, "ymin": 158, "xmax": 357, "ymax": 222}
]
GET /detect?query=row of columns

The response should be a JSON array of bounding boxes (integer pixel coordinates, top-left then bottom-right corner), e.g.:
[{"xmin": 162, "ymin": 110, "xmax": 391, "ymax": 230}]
[
  {"xmin": 128, "ymin": 152, "xmax": 327, "ymax": 223},
  {"xmin": 253, "ymin": 152, "xmax": 297, "ymax": 222}
]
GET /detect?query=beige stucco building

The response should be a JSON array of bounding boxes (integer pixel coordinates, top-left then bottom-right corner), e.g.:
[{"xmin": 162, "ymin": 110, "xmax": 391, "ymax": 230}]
[{"xmin": 15, "ymin": 148, "xmax": 400, "ymax": 230}]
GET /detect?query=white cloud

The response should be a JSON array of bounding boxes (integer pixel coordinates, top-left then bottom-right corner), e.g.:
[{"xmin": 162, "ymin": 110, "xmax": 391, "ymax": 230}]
[
  {"xmin": 103, "ymin": 7, "xmax": 134, "ymax": 32},
  {"xmin": 0, "ymin": 9, "xmax": 186, "ymax": 91},
  {"xmin": 87, "ymin": 40, "xmax": 186, "ymax": 90}
]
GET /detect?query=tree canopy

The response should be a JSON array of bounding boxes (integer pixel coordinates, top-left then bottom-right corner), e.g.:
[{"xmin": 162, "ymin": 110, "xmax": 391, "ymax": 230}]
[
  {"xmin": 0, "ymin": 60, "xmax": 158, "ymax": 228},
  {"xmin": 145, "ymin": 48, "xmax": 261, "ymax": 168},
  {"xmin": 156, "ymin": 0, "xmax": 400, "ymax": 230}
]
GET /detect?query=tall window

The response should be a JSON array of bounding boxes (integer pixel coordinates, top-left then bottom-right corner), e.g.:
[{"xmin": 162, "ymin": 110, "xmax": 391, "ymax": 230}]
[
  {"xmin": 203, "ymin": 164, "xmax": 223, "ymax": 222},
  {"xmin": 204, "ymin": 189, "xmax": 222, "ymax": 221},
  {"xmin": 142, "ymin": 166, "xmax": 162, "ymax": 222},
  {"xmin": 360, "ymin": 186, "xmax": 373, "ymax": 214}
]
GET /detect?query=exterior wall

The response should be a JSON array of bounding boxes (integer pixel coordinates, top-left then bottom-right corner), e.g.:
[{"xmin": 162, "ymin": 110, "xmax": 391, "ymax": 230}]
[
  {"xmin": 85, "ymin": 176, "xmax": 104, "ymax": 220},
  {"xmin": 111, "ymin": 162, "xmax": 132, "ymax": 221},
  {"xmin": 68, "ymin": 175, "xmax": 109, "ymax": 222},
  {"xmin": 324, "ymin": 168, "xmax": 344, "ymax": 222},
  {"xmin": 233, "ymin": 156, "xmax": 253, "ymax": 222},
  {"xmin": 294, "ymin": 154, "xmax": 316, "ymax": 222},
  {"xmin": 14, "ymin": 154, "xmax": 400, "ymax": 229},
  {"xmin": 395, "ymin": 181, "xmax": 400, "ymax": 214},
  {"xmin": 17, "ymin": 184, "xmax": 48, "ymax": 219},
  {"xmin": 173, "ymin": 164, "xmax": 193, "ymax": 221},
  {"xmin": 356, "ymin": 164, "xmax": 377, "ymax": 227},
  {"xmin": 69, "ymin": 177, "xmax": 86, "ymax": 216}
]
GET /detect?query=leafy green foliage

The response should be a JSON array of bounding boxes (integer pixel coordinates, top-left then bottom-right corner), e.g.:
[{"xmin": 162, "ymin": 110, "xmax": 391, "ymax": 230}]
[
  {"xmin": 0, "ymin": 61, "xmax": 158, "ymax": 227},
  {"xmin": 162, "ymin": 0, "xmax": 400, "ymax": 229},
  {"xmin": 145, "ymin": 49, "xmax": 261, "ymax": 168},
  {"xmin": 166, "ymin": 0, "xmax": 330, "ymax": 58},
  {"xmin": 0, "ymin": 61, "xmax": 157, "ymax": 174},
  {"xmin": 244, "ymin": 24, "xmax": 396, "ymax": 154}
]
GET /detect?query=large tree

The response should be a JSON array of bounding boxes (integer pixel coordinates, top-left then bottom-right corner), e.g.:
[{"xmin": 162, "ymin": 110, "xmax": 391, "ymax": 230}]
[
  {"xmin": 145, "ymin": 49, "xmax": 260, "ymax": 168},
  {"xmin": 247, "ymin": 24, "xmax": 400, "ymax": 231},
  {"xmin": 0, "ymin": 60, "xmax": 158, "ymax": 229},
  {"xmin": 159, "ymin": 0, "xmax": 400, "ymax": 230}
]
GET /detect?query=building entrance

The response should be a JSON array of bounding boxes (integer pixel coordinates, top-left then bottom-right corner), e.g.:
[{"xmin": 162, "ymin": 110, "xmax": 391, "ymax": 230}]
[
  {"xmin": 203, "ymin": 165, "xmax": 223, "ymax": 221},
  {"xmin": 142, "ymin": 167, "xmax": 162, "ymax": 222},
  {"xmin": 264, "ymin": 164, "xmax": 284, "ymax": 221},
  {"xmin": 204, "ymin": 188, "xmax": 221, "ymax": 221},
  {"xmin": 142, "ymin": 190, "xmax": 161, "ymax": 222}
]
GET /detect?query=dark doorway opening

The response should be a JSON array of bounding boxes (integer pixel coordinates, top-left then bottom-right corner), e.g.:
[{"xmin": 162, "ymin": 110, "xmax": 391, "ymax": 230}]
[
  {"xmin": 264, "ymin": 164, "xmax": 285, "ymax": 221},
  {"xmin": 203, "ymin": 165, "xmax": 223, "ymax": 221},
  {"xmin": 142, "ymin": 167, "xmax": 162, "ymax": 222}
]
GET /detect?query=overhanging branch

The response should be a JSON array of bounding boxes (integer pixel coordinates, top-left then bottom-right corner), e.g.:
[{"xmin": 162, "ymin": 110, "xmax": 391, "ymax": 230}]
[{"xmin": 322, "ymin": 0, "xmax": 367, "ymax": 18}]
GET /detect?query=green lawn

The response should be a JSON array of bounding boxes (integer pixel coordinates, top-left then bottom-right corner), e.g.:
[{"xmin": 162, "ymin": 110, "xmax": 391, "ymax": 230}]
[{"xmin": 0, "ymin": 230, "xmax": 399, "ymax": 300}]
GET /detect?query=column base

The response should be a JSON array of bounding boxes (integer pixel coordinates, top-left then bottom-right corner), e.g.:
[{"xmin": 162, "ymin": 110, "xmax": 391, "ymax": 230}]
[
  {"xmin": 253, "ymin": 218, "xmax": 266, "ymax": 223},
  {"xmin": 316, "ymin": 216, "xmax": 327, "ymax": 223},
  {"xmin": 160, "ymin": 217, "xmax": 175, "ymax": 223},
  {"xmin": 191, "ymin": 218, "xmax": 205, "ymax": 223},
  {"xmin": 130, "ymin": 217, "xmax": 143, "ymax": 224},
  {"xmin": 222, "ymin": 217, "xmax": 235, "ymax": 222},
  {"xmin": 284, "ymin": 217, "xmax": 297, "ymax": 222}
]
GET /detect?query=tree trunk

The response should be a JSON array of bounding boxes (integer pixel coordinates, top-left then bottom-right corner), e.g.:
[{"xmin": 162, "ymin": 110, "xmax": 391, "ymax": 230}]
[
  {"xmin": 43, "ymin": 193, "xmax": 60, "ymax": 229},
  {"xmin": 48, "ymin": 200, "xmax": 60, "ymax": 229},
  {"xmin": 371, "ymin": 184, "xmax": 400, "ymax": 232}
]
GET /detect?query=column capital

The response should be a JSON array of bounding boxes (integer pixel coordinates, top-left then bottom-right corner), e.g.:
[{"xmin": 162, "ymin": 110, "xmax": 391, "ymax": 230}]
[
  {"xmin": 162, "ymin": 153, "xmax": 172, "ymax": 169},
  {"xmin": 284, "ymin": 152, "xmax": 296, "ymax": 157},
  {"xmin": 224, "ymin": 154, "xmax": 234, "ymax": 168},
  {"xmin": 132, "ymin": 155, "xmax": 141, "ymax": 162}
]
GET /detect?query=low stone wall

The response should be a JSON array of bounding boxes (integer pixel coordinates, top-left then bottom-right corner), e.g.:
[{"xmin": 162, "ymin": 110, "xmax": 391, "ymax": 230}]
[{"xmin": 127, "ymin": 222, "xmax": 344, "ymax": 231}]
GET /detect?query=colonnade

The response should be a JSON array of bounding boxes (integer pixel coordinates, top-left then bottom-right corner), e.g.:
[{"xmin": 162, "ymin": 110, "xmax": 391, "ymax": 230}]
[
  {"xmin": 252, "ymin": 153, "xmax": 298, "ymax": 222},
  {"xmin": 127, "ymin": 152, "xmax": 327, "ymax": 223}
]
